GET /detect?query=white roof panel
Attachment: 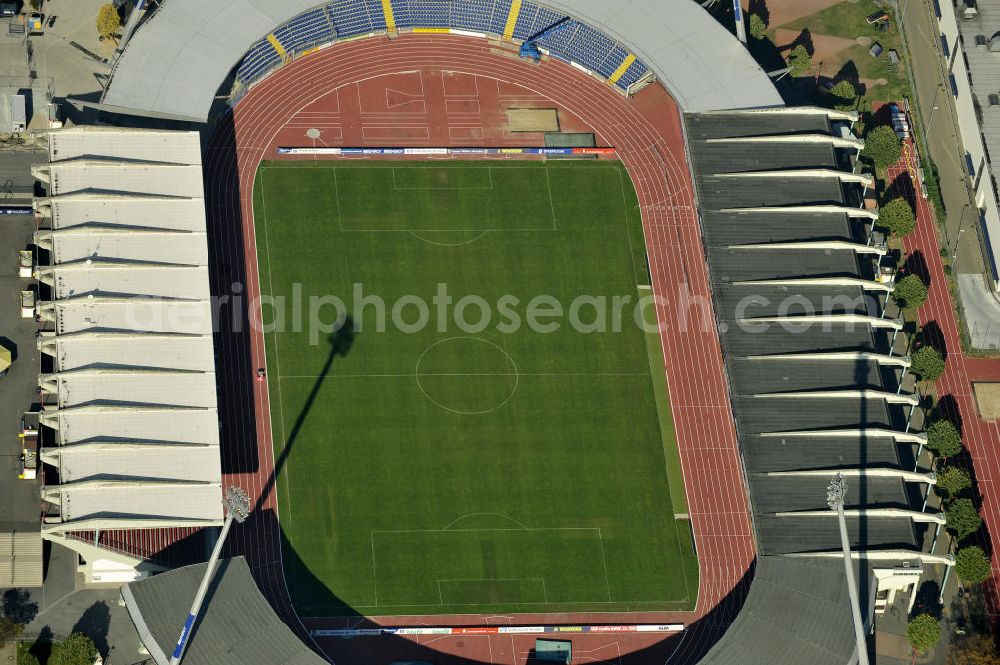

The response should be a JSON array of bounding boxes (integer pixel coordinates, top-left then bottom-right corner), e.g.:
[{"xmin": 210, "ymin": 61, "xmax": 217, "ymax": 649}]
[
  {"xmin": 46, "ymin": 333, "xmax": 215, "ymax": 371},
  {"xmin": 45, "ymin": 229, "xmax": 209, "ymax": 265},
  {"xmin": 101, "ymin": 0, "xmax": 780, "ymax": 121},
  {"xmin": 60, "ymin": 482, "xmax": 223, "ymax": 523},
  {"xmin": 44, "ymin": 406, "xmax": 220, "ymax": 446},
  {"xmin": 49, "ymin": 128, "xmax": 202, "ymax": 165},
  {"xmin": 46, "ymin": 264, "xmax": 209, "ymax": 299},
  {"xmin": 48, "ymin": 162, "xmax": 204, "ymax": 198},
  {"xmin": 49, "ymin": 195, "xmax": 206, "ymax": 232},
  {"xmin": 49, "ymin": 300, "xmax": 213, "ymax": 335},
  {"xmin": 48, "ymin": 370, "xmax": 217, "ymax": 409},
  {"xmin": 56, "ymin": 445, "xmax": 221, "ymax": 483}
]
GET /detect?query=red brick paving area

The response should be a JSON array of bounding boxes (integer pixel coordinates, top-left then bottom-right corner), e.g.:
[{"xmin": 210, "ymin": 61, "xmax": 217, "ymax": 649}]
[
  {"xmin": 201, "ymin": 35, "xmax": 755, "ymax": 664},
  {"xmin": 888, "ymin": 137, "xmax": 1000, "ymax": 613}
]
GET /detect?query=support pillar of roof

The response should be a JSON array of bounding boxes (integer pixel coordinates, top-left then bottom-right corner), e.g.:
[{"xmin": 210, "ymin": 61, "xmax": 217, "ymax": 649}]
[
  {"xmin": 758, "ymin": 428, "xmax": 927, "ymax": 445},
  {"xmin": 31, "ymin": 164, "xmax": 50, "ymax": 185},
  {"xmin": 712, "ymin": 168, "xmax": 873, "ymax": 188},
  {"xmin": 773, "ymin": 508, "xmax": 946, "ymax": 525},
  {"xmin": 751, "ymin": 389, "xmax": 919, "ymax": 406},
  {"xmin": 761, "ymin": 468, "xmax": 935, "ymax": 485},
  {"xmin": 738, "ymin": 314, "xmax": 903, "ymax": 330},
  {"xmin": 787, "ymin": 550, "xmax": 954, "ymax": 566},
  {"xmin": 706, "ymin": 134, "xmax": 863, "ymax": 150},
  {"xmin": 729, "ymin": 240, "xmax": 887, "ymax": 256},
  {"xmin": 719, "ymin": 204, "xmax": 878, "ymax": 220},
  {"xmin": 733, "ymin": 277, "xmax": 893, "ymax": 292},
  {"xmin": 745, "ymin": 351, "xmax": 911, "ymax": 368},
  {"xmin": 701, "ymin": 106, "xmax": 859, "ymax": 122}
]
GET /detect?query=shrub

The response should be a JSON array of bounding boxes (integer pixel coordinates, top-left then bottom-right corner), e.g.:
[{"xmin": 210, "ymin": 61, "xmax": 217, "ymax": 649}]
[
  {"xmin": 936, "ymin": 466, "xmax": 972, "ymax": 499},
  {"xmin": 48, "ymin": 633, "xmax": 98, "ymax": 665},
  {"xmin": 787, "ymin": 44, "xmax": 811, "ymax": 75},
  {"xmin": 912, "ymin": 346, "xmax": 946, "ymax": 382},
  {"xmin": 894, "ymin": 274, "xmax": 929, "ymax": 309},
  {"xmin": 18, "ymin": 650, "xmax": 40, "ymax": 665},
  {"xmin": 749, "ymin": 13, "xmax": 767, "ymax": 40},
  {"xmin": 863, "ymin": 124, "xmax": 902, "ymax": 168},
  {"xmin": 949, "ymin": 633, "xmax": 999, "ymax": 664},
  {"xmin": 880, "ymin": 197, "xmax": 917, "ymax": 237},
  {"xmin": 947, "ymin": 499, "xmax": 983, "ymax": 540},
  {"xmin": 906, "ymin": 613, "xmax": 942, "ymax": 654},
  {"xmin": 926, "ymin": 418, "xmax": 962, "ymax": 458},
  {"xmin": 96, "ymin": 4, "xmax": 120, "ymax": 41},
  {"xmin": 955, "ymin": 546, "xmax": 992, "ymax": 584},
  {"xmin": 831, "ymin": 79, "xmax": 856, "ymax": 101}
]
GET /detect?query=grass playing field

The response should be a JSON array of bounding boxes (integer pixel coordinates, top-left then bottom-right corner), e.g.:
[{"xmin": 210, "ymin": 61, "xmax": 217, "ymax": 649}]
[{"xmin": 253, "ymin": 160, "xmax": 697, "ymax": 617}]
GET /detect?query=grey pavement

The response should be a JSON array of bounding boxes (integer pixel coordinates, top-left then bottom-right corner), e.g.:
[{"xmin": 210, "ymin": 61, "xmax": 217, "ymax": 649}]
[{"xmin": 958, "ymin": 273, "xmax": 1000, "ymax": 350}]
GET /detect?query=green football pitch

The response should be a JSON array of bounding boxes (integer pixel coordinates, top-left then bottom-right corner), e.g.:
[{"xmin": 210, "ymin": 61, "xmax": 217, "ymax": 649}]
[{"xmin": 253, "ymin": 160, "xmax": 697, "ymax": 617}]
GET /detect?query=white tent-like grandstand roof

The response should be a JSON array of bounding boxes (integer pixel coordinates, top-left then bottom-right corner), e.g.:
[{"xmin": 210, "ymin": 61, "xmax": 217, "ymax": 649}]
[
  {"xmin": 39, "ymin": 332, "xmax": 215, "ymax": 372},
  {"xmin": 36, "ymin": 128, "xmax": 223, "ymax": 537},
  {"xmin": 43, "ymin": 194, "xmax": 207, "ymax": 232},
  {"xmin": 38, "ymin": 228, "xmax": 209, "ymax": 265},
  {"xmin": 99, "ymin": 0, "xmax": 782, "ymax": 122}
]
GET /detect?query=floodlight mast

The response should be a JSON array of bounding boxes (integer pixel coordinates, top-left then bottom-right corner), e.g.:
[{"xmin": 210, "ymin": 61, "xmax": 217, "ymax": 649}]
[
  {"xmin": 827, "ymin": 474, "xmax": 871, "ymax": 665},
  {"xmin": 168, "ymin": 485, "xmax": 251, "ymax": 665}
]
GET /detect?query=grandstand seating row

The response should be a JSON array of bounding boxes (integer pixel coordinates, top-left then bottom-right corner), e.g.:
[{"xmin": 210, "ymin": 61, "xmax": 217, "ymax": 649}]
[{"xmin": 234, "ymin": 0, "xmax": 652, "ymax": 93}]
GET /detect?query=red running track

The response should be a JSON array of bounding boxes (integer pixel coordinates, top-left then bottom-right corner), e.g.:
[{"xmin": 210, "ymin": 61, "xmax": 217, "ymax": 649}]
[
  {"xmin": 202, "ymin": 35, "xmax": 754, "ymax": 664},
  {"xmin": 888, "ymin": 139, "xmax": 1000, "ymax": 612}
]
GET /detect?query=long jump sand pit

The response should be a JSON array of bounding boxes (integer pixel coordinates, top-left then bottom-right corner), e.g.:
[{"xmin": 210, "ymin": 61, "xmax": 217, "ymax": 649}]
[{"xmin": 974, "ymin": 382, "xmax": 1000, "ymax": 420}]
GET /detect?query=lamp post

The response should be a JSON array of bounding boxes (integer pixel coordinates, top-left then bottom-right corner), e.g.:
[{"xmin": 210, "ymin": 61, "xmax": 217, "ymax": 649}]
[
  {"xmin": 168, "ymin": 486, "xmax": 251, "ymax": 665},
  {"xmin": 827, "ymin": 474, "xmax": 871, "ymax": 665}
]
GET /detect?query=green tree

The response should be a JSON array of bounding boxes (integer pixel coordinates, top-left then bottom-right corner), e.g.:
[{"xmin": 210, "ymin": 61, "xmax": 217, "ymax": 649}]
[
  {"xmin": 879, "ymin": 197, "xmax": 917, "ymax": 237},
  {"xmin": 96, "ymin": 4, "xmax": 121, "ymax": 42},
  {"xmin": 912, "ymin": 346, "xmax": 946, "ymax": 382},
  {"xmin": 947, "ymin": 499, "xmax": 983, "ymax": 540},
  {"xmin": 787, "ymin": 44, "xmax": 811, "ymax": 75},
  {"xmin": 906, "ymin": 613, "xmax": 942, "ymax": 654},
  {"xmin": 936, "ymin": 466, "xmax": 972, "ymax": 499},
  {"xmin": 926, "ymin": 419, "xmax": 962, "ymax": 458},
  {"xmin": 48, "ymin": 633, "xmax": 98, "ymax": 665},
  {"xmin": 955, "ymin": 546, "xmax": 992, "ymax": 584},
  {"xmin": 748, "ymin": 13, "xmax": 767, "ymax": 40},
  {"xmin": 949, "ymin": 633, "xmax": 1000, "ymax": 665},
  {"xmin": 894, "ymin": 274, "xmax": 929, "ymax": 309},
  {"xmin": 862, "ymin": 124, "xmax": 902, "ymax": 168},
  {"xmin": 831, "ymin": 79, "xmax": 856, "ymax": 102}
]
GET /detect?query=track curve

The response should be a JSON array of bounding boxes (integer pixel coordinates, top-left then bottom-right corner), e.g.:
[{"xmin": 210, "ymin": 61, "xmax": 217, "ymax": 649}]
[{"xmin": 205, "ymin": 34, "xmax": 754, "ymax": 665}]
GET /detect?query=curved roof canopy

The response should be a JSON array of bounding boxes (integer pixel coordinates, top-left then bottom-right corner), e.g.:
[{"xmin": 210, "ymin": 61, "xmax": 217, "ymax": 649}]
[{"xmin": 101, "ymin": 0, "xmax": 781, "ymax": 122}]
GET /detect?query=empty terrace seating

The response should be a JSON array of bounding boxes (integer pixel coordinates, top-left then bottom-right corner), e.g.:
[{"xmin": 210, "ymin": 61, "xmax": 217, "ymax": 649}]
[
  {"xmin": 327, "ymin": 0, "xmax": 386, "ymax": 38},
  {"xmin": 235, "ymin": 0, "xmax": 651, "ymax": 93},
  {"xmin": 273, "ymin": 7, "xmax": 334, "ymax": 54}
]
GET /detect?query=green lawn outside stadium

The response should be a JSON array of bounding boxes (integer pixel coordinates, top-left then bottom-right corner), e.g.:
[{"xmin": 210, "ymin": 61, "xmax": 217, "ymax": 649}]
[{"xmin": 253, "ymin": 160, "xmax": 697, "ymax": 616}]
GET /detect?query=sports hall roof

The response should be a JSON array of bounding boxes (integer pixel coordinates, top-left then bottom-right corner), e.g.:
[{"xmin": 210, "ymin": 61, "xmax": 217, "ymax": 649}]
[
  {"xmin": 100, "ymin": 0, "xmax": 781, "ymax": 121},
  {"xmin": 123, "ymin": 556, "xmax": 327, "ymax": 665},
  {"xmin": 35, "ymin": 128, "xmax": 222, "ymax": 536}
]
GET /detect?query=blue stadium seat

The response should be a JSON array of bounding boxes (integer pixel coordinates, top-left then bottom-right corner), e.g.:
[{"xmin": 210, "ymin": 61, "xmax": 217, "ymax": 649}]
[
  {"xmin": 237, "ymin": 38, "xmax": 281, "ymax": 85},
  {"xmin": 327, "ymin": 0, "xmax": 386, "ymax": 38},
  {"xmin": 274, "ymin": 7, "xmax": 334, "ymax": 54},
  {"xmin": 510, "ymin": 2, "xmax": 563, "ymax": 42},
  {"xmin": 617, "ymin": 58, "xmax": 651, "ymax": 89}
]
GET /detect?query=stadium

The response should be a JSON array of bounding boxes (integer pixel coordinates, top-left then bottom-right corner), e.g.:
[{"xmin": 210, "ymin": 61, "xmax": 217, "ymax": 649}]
[{"xmin": 26, "ymin": 0, "xmax": 952, "ymax": 664}]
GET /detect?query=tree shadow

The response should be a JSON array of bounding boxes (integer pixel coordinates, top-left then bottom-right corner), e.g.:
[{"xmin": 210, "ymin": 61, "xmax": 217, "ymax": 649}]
[
  {"xmin": 903, "ymin": 250, "xmax": 931, "ymax": 288},
  {"xmin": 911, "ymin": 579, "xmax": 943, "ymax": 619},
  {"xmin": 2, "ymin": 589, "xmax": 37, "ymax": 624},
  {"xmin": 69, "ymin": 600, "xmax": 111, "ymax": 658},
  {"xmin": 784, "ymin": 28, "xmax": 814, "ymax": 56},
  {"xmin": 835, "ymin": 60, "xmax": 860, "ymax": 87},
  {"xmin": 748, "ymin": 0, "xmax": 769, "ymax": 26},
  {"xmin": 918, "ymin": 320, "xmax": 947, "ymax": 361},
  {"xmin": 28, "ymin": 625, "xmax": 53, "ymax": 664}
]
